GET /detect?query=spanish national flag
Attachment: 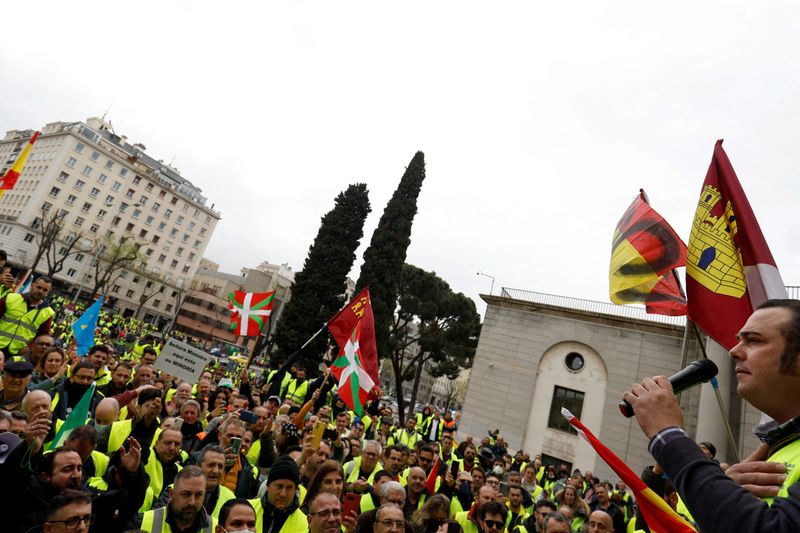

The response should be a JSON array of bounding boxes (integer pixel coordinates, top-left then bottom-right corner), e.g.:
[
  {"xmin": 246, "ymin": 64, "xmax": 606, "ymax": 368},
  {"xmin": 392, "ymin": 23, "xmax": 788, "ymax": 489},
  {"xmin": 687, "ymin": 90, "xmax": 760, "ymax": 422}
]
[
  {"xmin": 0, "ymin": 131, "xmax": 39, "ymax": 199},
  {"xmin": 562, "ymin": 408, "xmax": 697, "ymax": 533}
]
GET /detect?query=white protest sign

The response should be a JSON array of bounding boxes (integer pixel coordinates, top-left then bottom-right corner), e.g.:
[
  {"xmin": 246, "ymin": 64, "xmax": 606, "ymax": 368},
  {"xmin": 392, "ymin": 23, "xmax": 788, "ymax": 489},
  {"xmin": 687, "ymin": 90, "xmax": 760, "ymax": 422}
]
[{"xmin": 154, "ymin": 337, "xmax": 212, "ymax": 385}]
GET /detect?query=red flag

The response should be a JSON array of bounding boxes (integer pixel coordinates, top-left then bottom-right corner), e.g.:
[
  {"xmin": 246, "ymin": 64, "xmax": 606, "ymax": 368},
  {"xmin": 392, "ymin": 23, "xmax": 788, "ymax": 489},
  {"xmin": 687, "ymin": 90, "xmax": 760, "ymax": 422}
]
[
  {"xmin": 686, "ymin": 141, "xmax": 787, "ymax": 349},
  {"xmin": 228, "ymin": 291, "xmax": 275, "ymax": 336},
  {"xmin": 562, "ymin": 409, "xmax": 696, "ymax": 533},
  {"xmin": 327, "ymin": 287, "xmax": 379, "ymax": 385},
  {"xmin": 609, "ymin": 190, "xmax": 688, "ymax": 315},
  {"xmin": 425, "ymin": 455, "xmax": 440, "ymax": 494}
]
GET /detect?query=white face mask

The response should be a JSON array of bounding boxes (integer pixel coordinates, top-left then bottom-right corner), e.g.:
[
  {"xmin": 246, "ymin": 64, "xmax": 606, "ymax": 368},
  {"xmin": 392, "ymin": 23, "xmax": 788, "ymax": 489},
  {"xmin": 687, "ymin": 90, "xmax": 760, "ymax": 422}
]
[
  {"xmin": 221, "ymin": 528, "xmax": 256, "ymax": 533},
  {"xmin": 493, "ymin": 465, "xmax": 504, "ymax": 476}
]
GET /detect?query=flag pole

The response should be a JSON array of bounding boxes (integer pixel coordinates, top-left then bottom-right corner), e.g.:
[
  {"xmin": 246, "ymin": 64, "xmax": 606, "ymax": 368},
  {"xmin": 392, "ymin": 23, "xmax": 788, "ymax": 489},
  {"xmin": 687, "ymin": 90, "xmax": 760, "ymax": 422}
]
[{"xmin": 671, "ymin": 270, "xmax": 740, "ymax": 463}]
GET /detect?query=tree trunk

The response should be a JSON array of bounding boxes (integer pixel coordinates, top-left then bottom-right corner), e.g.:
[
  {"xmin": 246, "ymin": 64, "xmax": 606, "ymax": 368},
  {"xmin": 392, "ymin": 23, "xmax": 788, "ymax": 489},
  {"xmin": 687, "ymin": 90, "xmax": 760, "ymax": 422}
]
[
  {"xmin": 407, "ymin": 355, "xmax": 425, "ymax": 422},
  {"xmin": 392, "ymin": 354, "xmax": 406, "ymax": 424}
]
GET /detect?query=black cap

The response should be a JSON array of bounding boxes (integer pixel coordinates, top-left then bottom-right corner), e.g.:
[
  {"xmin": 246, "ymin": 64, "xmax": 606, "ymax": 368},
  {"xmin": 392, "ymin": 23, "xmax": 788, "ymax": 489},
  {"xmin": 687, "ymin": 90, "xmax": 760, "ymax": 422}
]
[
  {"xmin": 268, "ymin": 456, "xmax": 300, "ymax": 486},
  {"xmin": 4, "ymin": 356, "xmax": 33, "ymax": 375}
]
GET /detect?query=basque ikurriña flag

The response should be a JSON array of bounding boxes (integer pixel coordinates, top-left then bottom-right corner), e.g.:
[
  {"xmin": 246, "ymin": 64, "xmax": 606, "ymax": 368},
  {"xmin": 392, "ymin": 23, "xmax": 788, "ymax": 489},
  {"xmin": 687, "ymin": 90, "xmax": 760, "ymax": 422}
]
[
  {"xmin": 686, "ymin": 141, "xmax": 787, "ymax": 349},
  {"xmin": 561, "ymin": 408, "xmax": 697, "ymax": 533},
  {"xmin": 330, "ymin": 320, "xmax": 376, "ymax": 416},
  {"xmin": 229, "ymin": 291, "xmax": 275, "ymax": 337},
  {"xmin": 609, "ymin": 190, "xmax": 688, "ymax": 316}
]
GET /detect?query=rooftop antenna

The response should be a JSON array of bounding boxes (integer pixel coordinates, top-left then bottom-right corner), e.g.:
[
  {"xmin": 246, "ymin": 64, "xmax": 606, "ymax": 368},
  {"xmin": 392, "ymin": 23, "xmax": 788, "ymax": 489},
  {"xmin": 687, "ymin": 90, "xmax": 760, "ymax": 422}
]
[
  {"xmin": 168, "ymin": 154, "xmax": 176, "ymax": 166},
  {"xmin": 101, "ymin": 101, "xmax": 114, "ymax": 122}
]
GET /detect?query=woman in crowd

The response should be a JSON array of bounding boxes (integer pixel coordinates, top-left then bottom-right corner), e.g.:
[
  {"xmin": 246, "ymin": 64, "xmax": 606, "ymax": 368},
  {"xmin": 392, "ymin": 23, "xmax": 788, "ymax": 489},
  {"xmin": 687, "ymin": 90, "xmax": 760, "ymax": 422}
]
[
  {"xmin": 412, "ymin": 494, "xmax": 462, "ymax": 533},
  {"xmin": 303, "ymin": 460, "xmax": 345, "ymax": 512},
  {"xmin": 30, "ymin": 347, "xmax": 65, "ymax": 385},
  {"xmin": 554, "ymin": 485, "xmax": 590, "ymax": 532}
]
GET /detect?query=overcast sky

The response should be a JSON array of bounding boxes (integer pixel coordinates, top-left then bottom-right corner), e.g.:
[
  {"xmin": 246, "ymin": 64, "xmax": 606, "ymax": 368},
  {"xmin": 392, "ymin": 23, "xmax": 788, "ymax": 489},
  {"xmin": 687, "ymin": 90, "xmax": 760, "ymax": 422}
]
[{"xmin": 2, "ymin": 2, "xmax": 800, "ymax": 315}]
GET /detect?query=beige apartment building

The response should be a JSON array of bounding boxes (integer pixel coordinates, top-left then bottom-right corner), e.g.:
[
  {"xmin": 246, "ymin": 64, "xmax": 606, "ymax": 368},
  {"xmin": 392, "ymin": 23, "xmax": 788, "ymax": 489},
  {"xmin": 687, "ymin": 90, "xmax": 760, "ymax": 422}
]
[
  {"xmin": 0, "ymin": 117, "xmax": 221, "ymax": 323},
  {"xmin": 175, "ymin": 258, "xmax": 295, "ymax": 352}
]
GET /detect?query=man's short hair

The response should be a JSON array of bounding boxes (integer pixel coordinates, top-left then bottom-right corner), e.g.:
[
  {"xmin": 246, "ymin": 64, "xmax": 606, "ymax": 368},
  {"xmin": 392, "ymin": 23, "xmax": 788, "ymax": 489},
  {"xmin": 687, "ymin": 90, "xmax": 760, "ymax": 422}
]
[
  {"xmin": 363, "ymin": 440, "xmax": 382, "ymax": 456},
  {"xmin": 220, "ymin": 417, "xmax": 246, "ymax": 435},
  {"xmin": 380, "ymin": 480, "xmax": 405, "ymax": 500},
  {"xmin": 88, "ymin": 345, "xmax": 109, "ymax": 356},
  {"xmin": 72, "ymin": 361, "xmax": 95, "ymax": 375},
  {"xmin": 375, "ymin": 503, "xmax": 403, "ymax": 522},
  {"xmin": 45, "ymin": 489, "xmax": 91, "ymax": 520},
  {"xmin": 308, "ymin": 490, "xmax": 340, "ymax": 512},
  {"xmin": 10, "ymin": 410, "xmax": 28, "ymax": 422},
  {"xmin": 479, "ymin": 501, "xmax": 508, "ymax": 522},
  {"xmin": 174, "ymin": 465, "xmax": 205, "ymax": 486},
  {"xmin": 114, "ymin": 362, "xmax": 133, "ymax": 372},
  {"xmin": 34, "ymin": 275, "xmax": 52, "ymax": 285},
  {"xmin": 36, "ymin": 447, "xmax": 79, "ymax": 477},
  {"xmin": 218, "ymin": 498, "xmax": 254, "ymax": 528},
  {"xmin": 66, "ymin": 425, "xmax": 97, "ymax": 447},
  {"xmin": 535, "ymin": 499, "xmax": 557, "ymax": 513},
  {"xmin": 181, "ymin": 399, "xmax": 201, "ymax": 413},
  {"xmin": 758, "ymin": 299, "xmax": 800, "ymax": 374},
  {"xmin": 542, "ymin": 511, "xmax": 571, "ymax": 532}
]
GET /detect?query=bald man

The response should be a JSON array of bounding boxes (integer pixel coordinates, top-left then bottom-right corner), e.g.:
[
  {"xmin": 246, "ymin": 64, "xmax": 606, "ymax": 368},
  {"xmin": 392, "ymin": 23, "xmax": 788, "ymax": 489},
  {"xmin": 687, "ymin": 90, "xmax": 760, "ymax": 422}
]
[
  {"xmin": 92, "ymin": 397, "xmax": 120, "ymax": 453},
  {"xmin": 588, "ymin": 510, "xmax": 613, "ymax": 533}
]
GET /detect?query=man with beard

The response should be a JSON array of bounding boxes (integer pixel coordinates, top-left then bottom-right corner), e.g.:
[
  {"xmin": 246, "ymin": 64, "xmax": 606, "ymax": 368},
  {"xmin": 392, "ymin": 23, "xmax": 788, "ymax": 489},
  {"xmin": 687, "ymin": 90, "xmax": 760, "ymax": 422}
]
[
  {"xmin": 197, "ymin": 445, "xmax": 236, "ymax": 519},
  {"xmin": 167, "ymin": 381, "xmax": 193, "ymax": 417},
  {"xmin": 1, "ymin": 417, "xmax": 147, "ymax": 533},
  {"xmin": 247, "ymin": 456, "xmax": 307, "ymax": 532},
  {"xmin": 135, "ymin": 465, "xmax": 215, "ymax": 532},
  {"xmin": 142, "ymin": 428, "xmax": 185, "ymax": 511},
  {"xmin": 42, "ymin": 361, "xmax": 103, "ymax": 421},
  {"xmin": 99, "ymin": 362, "xmax": 133, "ymax": 397},
  {"xmin": 86, "ymin": 344, "xmax": 112, "ymax": 387}
]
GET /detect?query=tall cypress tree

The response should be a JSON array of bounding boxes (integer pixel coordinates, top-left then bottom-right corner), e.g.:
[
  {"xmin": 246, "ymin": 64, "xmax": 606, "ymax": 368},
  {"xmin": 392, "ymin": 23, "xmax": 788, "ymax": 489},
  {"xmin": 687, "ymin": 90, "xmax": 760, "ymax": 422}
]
[
  {"xmin": 357, "ymin": 151, "xmax": 426, "ymax": 360},
  {"xmin": 272, "ymin": 183, "xmax": 371, "ymax": 369}
]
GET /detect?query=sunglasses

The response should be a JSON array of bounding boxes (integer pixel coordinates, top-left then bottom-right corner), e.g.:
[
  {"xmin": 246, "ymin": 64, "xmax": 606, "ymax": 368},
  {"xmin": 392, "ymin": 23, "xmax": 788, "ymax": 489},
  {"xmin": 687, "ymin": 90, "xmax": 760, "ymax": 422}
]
[{"xmin": 484, "ymin": 519, "xmax": 504, "ymax": 529}]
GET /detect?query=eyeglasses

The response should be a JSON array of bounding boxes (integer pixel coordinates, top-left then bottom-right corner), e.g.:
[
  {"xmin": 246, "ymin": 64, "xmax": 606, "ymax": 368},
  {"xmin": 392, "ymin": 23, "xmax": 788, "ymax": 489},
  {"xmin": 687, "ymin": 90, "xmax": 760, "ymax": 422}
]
[
  {"xmin": 48, "ymin": 514, "xmax": 95, "ymax": 529},
  {"xmin": 484, "ymin": 519, "xmax": 504, "ymax": 529},
  {"xmin": 376, "ymin": 519, "xmax": 405, "ymax": 529},
  {"xmin": 308, "ymin": 508, "xmax": 342, "ymax": 519}
]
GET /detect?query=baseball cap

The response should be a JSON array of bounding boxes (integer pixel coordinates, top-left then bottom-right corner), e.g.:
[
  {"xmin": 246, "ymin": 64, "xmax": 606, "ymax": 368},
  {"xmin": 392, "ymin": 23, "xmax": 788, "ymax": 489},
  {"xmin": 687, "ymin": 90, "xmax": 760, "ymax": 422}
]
[{"xmin": 4, "ymin": 356, "xmax": 33, "ymax": 375}]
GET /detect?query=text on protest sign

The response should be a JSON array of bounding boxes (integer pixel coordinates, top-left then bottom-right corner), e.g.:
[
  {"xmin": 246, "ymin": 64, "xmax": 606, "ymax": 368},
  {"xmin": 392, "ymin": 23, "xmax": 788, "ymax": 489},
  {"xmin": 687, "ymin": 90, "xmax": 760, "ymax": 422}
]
[{"xmin": 154, "ymin": 337, "xmax": 212, "ymax": 385}]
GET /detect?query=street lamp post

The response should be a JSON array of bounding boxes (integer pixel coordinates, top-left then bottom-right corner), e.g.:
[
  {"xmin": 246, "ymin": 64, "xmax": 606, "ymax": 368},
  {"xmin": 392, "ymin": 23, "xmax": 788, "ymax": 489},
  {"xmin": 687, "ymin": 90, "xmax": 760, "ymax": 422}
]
[
  {"xmin": 165, "ymin": 277, "xmax": 186, "ymax": 335},
  {"xmin": 476, "ymin": 271, "xmax": 495, "ymax": 295},
  {"xmin": 70, "ymin": 236, "xmax": 99, "ymax": 306}
]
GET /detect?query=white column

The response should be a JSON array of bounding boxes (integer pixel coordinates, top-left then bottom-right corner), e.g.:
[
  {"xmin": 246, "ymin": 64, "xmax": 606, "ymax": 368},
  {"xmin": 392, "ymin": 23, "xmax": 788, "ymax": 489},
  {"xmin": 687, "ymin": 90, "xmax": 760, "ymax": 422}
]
[{"xmin": 695, "ymin": 340, "xmax": 734, "ymax": 461}]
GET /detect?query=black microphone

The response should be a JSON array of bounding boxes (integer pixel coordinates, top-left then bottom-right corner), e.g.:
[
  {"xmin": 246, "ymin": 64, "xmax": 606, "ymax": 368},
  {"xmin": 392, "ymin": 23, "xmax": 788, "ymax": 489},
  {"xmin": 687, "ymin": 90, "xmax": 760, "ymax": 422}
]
[{"xmin": 619, "ymin": 358, "xmax": 718, "ymax": 418}]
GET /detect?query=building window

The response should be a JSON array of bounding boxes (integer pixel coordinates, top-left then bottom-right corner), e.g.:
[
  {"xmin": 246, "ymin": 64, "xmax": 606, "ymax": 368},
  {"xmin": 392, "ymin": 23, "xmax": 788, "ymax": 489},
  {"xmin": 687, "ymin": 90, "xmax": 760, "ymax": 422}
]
[
  {"xmin": 188, "ymin": 253, "xmax": 195, "ymax": 261},
  {"xmin": 90, "ymin": 224, "xmax": 99, "ymax": 233},
  {"xmin": 75, "ymin": 180, "xmax": 85, "ymax": 190},
  {"xmin": 139, "ymin": 195, "xmax": 148, "ymax": 205},
  {"xmin": 24, "ymin": 233, "xmax": 35, "ymax": 242},
  {"xmin": 126, "ymin": 289, "xmax": 135, "ymax": 297},
  {"xmin": 146, "ymin": 183, "xmax": 153, "ymax": 192},
  {"xmin": 66, "ymin": 195, "xmax": 76, "ymax": 206},
  {"xmin": 112, "ymin": 181, "xmax": 121, "ymax": 192},
  {"xmin": 67, "ymin": 268, "xmax": 77, "ymax": 277},
  {"xmin": 199, "ymin": 228, "xmax": 207, "ymax": 236},
  {"xmin": 165, "ymin": 303, "xmax": 173, "ymax": 312},
  {"xmin": 97, "ymin": 209, "xmax": 107, "ymax": 220},
  {"xmin": 158, "ymin": 254, "xmax": 166, "ymax": 263},
  {"xmin": 105, "ymin": 160, "xmax": 114, "ymax": 170},
  {"xmin": 182, "ymin": 234, "xmax": 189, "ymax": 243},
  {"xmin": 89, "ymin": 187, "xmax": 100, "ymax": 198},
  {"xmin": 105, "ymin": 195, "xmax": 115, "ymax": 205},
  {"xmin": 176, "ymin": 215, "xmax": 184, "ymax": 225},
  {"xmin": 146, "ymin": 248, "xmax": 154, "ymax": 256},
  {"xmin": 171, "ymin": 196, "xmax": 178, "ymax": 205},
  {"xmin": 75, "ymin": 253, "xmax": 85, "ymax": 262},
  {"xmin": 145, "ymin": 215, "xmax": 154, "ymax": 225},
  {"xmin": 66, "ymin": 157, "xmax": 77, "ymax": 168},
  {"xmin": 193, "ymin": 239, "xmax": 201, "ymax": 249},
  {"xmin": 82, "ymin": 166, "xmax": 92, "ymax": 177},
  {"xmin": 565, "ymin": 352, "xmax": 585, "ymax": 372},
  {"xmin": 133, "ymin": 175, "xmax": 142, "ymax": 185},
  {"xmin": 193, "ymin": 209, "xmax": 199, "ymax": 218},
  {"xmin": 132, "ymin": 209, "xmax": 141, "ymax": 219},
  {"xmin": 98, "ymin": 173, "xmax": 108, "ymax": 183},
  {"xmin": 170, "ymin": 228, "xmax": 178, "ymax": 237},
  {"xmin": 188, "ymin": 222, "xmax": 196, "ymax": 230},
  {"xmin": 170, "ymin": 260, "xmax": 178, "ymax": 268},
  {"xmin": 82, "ymin": 202, "xmax": 92, "ymax": 212},
  {"xmin": 42, "ymin": 202, "xmax": 52, "ymax": 212},
  {"xmin": 126, "ymin": 222, "xmax": 134, "ymax": 231},
  {"xmin": 158, "ymin": 222, "xmax": 166, "ymax": 231},
  {"xmin": 158, "ymin": 190, "xmax": 166, "ymax": 198},
  {"xmin": 112, "ymin": 284, "xmax": 120, "ymax": 293},
  {"xmin": 126, "ymin": 188, "xmax": 135, "ymax": 198},
  {"xmin": 152, "ymin": 235, "xmax": 160, "ymax": 244},
  {"xmin": 182, "ymin": 204, "xmax": 189, "ymax": 212},
  {"xmin": 153, "ymin": 299, "xmax": 161, "ymax": 308},
  {"xmin": 49, "ymin": 187, "xmax": 61, "ymax": 197},
  {"xmin": 75, "ymin": 143, "xmax": 85, "ymax": 153},
  {"xmin": 90, "ymin": 151, "xmax": 100, "ymax": 162},
  {"xmin": 547, "ymin": 386, "xmax": 585, "ymax": 435},
  {"xmin": 139, "ymin": 229, "xmax": 148, "ymax": 238},
  {"xmin": 164, "ymin": 208, "xmax": 172, "ymax": 219},
  {"xmin": 182, "ymin": 265, "xmax": 190, "ymax": 273},
  {"xmin": 205, "ymin": 215, "xmax": 211, "ymax": 223},
  {"xmin": 176, "ymin": 247, "xmax": 183, "ymax": 256},
  {"xmin": 58, "ymin": 171, "xmax": 69, "ymax": 182},
  {"xmin": 120, "ymin": 168, "xmax": 128, "ymax": 177},
  {"xmin": 74, "ymin": 217, "xmax": 84, "ymax": 227},
  {"xmin": 152, "ymin": 202, "xmax": 160, "ymax": 213}
]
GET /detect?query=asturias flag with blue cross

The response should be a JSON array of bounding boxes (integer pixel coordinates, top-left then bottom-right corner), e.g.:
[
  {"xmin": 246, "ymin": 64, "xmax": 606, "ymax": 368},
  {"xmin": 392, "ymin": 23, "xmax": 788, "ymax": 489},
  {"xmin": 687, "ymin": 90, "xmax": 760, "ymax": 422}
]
[{"xmin": 72, "ymin": 296, "xmax": 104, "ymax": 356}]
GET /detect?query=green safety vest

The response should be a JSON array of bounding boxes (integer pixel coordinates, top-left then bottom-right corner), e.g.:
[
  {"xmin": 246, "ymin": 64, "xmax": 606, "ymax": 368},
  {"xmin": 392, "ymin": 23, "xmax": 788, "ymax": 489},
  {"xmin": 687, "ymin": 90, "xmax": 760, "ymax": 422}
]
[
  {"xmin": 283, "ymin": 379, "xmax": 308, "ymax": 404},
  {"xmin": 246, "ymin": 438, "xmax": 261, "ymax": 467},
  {"xmin": 210, "ymin": 485, "xmax": 236, "ymax": 519},
  {"xmin": 389, "ymin": 429, "xmax": 422, "ymax": 448},
  {"xmin": 763, "ymin": 437, "xmax": 800, "ymax": 505},
  {"xmin": 140, "ymin": 506, "xmax": 215, "ymax": 533},
  {"xmin": 248, "ymin": 497, "xmax": 308, "ymax": 533},
  {"xmin": 455, "ymin": 510, "xmax": 480, "ymax": 533},
  {"xmin": 0, "ymin": 294, "xmax": 55, "ymax": 355},
  {"xmin": 344, "ymin": 456, "xmax": 381, "ymax": 484},
  {"xmin": 107, "ymin": 418, "xmax": 162, "ymax": 454},
  {"xmin": 141, "ymin": 452, "xmax": 184, "ymax": 512}
]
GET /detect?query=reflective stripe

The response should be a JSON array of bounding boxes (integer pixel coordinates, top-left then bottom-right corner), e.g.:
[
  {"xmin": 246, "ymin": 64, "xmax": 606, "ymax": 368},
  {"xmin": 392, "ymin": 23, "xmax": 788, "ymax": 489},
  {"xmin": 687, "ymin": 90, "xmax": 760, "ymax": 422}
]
[
  {"xmin": 0, "ymin": 316, "xmax": 38, "ymax": 332},
  {"xmin": 151, "ymin": 507, "xmax": 165, "ymax": 533}
]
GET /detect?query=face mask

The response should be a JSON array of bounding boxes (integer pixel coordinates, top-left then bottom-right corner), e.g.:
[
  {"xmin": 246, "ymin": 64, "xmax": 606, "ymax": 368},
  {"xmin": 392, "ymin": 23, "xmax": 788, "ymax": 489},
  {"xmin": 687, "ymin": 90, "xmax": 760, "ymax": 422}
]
[
  {"xmin": 221, "ymin": 529, "xmax": 255, "ymax": 533},
  {"xmin": 493, "ymin": 465, "xmax": 504, "ymax": 476},
  {"xmin": 94, "ymin": 423, "xmax": 110, "ymax": 433}
]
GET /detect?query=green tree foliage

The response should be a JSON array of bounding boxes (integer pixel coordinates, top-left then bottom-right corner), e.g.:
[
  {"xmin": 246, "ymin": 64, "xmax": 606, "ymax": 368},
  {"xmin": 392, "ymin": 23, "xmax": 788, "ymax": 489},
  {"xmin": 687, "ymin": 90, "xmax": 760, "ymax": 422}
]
[
  {"xmin": 272, "ymin": 183, "xmax": 371, "ymax": 370},
  {"xmin": 357, "ymin": 152, "xmax": 426, "ymax": 362},
  {"xmin": 389, "ymin": 263, "xmax": 481, "ymax": 420}
]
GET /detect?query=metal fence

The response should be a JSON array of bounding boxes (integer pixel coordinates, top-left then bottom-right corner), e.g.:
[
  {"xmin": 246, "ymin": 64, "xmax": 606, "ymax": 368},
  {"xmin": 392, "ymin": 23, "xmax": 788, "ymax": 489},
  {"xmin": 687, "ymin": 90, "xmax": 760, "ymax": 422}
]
[{"xmin": 499, "ymin": 285, "xmax": 800, "ymax": 327}]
